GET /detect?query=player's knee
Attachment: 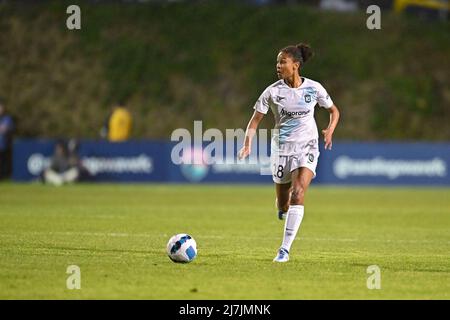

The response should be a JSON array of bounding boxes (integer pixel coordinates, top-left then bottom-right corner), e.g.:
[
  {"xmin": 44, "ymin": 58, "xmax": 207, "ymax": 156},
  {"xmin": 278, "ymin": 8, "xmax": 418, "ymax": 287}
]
[{"xmin": 290, "ymin": 187, "xmax": 305, "ymax": 205}]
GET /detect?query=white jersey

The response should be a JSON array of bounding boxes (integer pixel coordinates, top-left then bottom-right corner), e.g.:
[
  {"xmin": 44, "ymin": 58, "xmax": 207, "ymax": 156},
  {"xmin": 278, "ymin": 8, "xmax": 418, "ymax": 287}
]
[{"xmin": 253, "ymin": 77, "xmax": 333, "ymax": 155}]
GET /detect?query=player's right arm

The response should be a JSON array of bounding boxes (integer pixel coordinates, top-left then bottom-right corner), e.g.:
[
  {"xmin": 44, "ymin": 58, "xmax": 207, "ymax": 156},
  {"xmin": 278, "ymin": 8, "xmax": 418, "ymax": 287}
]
[
  {"xmin": 239, "ymin": 85, "xmax": 272, "ymax": 160},
  {"xmin": 238, "ymin": 110, "xmax": 265, "ymax": 160}
]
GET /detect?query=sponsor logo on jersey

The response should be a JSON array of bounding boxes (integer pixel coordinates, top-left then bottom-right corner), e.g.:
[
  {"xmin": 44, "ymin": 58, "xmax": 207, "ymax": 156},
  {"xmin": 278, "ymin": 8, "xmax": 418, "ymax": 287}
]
[
  {"xmin": 308, "ymin": 153, "xmax": 314, "ymax": 163},
  {"xmin": 276, "ymin": 96, "xmax": 286, "ymax": 102},
  {"xmin": 280, "ymin": 108, "xmax": 310, "ymax": 117}
]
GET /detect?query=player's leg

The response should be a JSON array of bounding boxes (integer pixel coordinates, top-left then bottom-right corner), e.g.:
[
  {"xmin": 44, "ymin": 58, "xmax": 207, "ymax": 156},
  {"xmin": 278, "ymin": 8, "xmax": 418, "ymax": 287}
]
[
  {"xmin": 275, "ymin": 183, "xmax": 291, "ymax": 220},
  {"xmin": 274, "ymin": 167, "xmax": 313, "ymax": 262},
  {"xmin": 290, "ymin": 167, "xmax": 314, "ymax": 206},
  {"xmin": 274, "ymin": 141, "xmax": 319, "ymax": 262},
  {"xmin": 271, "ymin": 155, "xmax": 292, "ymax": 220},
  {"xmin": 274, "ymin": 167, "xmax": 314, "ymax": 262}
]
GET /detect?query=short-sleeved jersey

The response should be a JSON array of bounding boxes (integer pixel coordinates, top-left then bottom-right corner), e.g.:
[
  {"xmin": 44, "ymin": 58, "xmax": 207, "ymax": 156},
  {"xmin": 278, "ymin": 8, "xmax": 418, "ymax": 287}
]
[{"xmin": 253, "ymin": 77, "xmax": 333, "ymax": 155}]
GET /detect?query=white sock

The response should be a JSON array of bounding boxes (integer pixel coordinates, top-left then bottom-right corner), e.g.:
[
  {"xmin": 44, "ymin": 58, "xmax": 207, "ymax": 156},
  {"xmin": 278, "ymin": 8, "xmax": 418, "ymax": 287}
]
[{"xmin": 281, "ymin": 205, "xmax": 304, "ymax": 252}]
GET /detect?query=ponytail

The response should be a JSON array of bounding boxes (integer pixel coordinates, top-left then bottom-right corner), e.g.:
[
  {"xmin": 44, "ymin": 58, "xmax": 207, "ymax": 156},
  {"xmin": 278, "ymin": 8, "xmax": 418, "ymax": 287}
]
[
  {"xmin": 280, "ymin": 43, "xmax": 314, "ymax": 66},
  {"xmin": 296, "ymin": 43, "xmax": 314, "ymax": 64}
]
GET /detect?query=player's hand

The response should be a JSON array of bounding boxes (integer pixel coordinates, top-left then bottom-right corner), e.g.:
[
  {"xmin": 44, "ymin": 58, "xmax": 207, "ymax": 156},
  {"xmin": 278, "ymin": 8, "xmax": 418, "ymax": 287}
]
[
  {"xmin": 322, "ymin": 129, "xmax": 333, "ymax": 150},
  {"xmin": 238, "ymin": 146, "xmax": 251, "ymax": 160}
]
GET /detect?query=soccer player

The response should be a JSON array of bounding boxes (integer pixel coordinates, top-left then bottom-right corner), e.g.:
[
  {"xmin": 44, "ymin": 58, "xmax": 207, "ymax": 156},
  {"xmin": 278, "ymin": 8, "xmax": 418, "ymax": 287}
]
[{"xmin": 238, "ymin": 43, "xmax": 340, "ymax": 262}]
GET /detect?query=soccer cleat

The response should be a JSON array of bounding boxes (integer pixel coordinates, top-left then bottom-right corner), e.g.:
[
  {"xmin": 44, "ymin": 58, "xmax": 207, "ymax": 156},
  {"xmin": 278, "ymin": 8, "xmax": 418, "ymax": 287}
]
[
  {"xmin": 273, "ymin": 248, "xmax": 289, "ymax": 262},
  {"xmin": 278, "ymin": 210, "xmax": 287, "ymax": 220}
]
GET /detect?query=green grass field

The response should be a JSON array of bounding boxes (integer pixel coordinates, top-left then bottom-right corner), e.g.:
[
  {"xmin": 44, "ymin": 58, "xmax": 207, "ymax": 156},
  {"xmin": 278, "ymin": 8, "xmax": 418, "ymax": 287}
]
[{"xmin": 0, "ymin": 183, "xmax": 449, "ymax": 299}]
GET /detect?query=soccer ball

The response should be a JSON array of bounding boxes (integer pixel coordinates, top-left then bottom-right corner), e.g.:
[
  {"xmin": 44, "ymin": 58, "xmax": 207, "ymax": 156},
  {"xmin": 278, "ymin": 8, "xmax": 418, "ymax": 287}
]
[{"xmin": 166, "ymin": 234, "xmax": 197, "ymax": 263}]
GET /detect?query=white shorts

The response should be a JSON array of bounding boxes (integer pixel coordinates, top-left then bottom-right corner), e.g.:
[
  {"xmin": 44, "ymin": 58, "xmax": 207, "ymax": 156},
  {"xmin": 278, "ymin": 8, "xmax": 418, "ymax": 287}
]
[{"xmin": 271, "ymin": 141, "xmax": 320, "ymax": 184}]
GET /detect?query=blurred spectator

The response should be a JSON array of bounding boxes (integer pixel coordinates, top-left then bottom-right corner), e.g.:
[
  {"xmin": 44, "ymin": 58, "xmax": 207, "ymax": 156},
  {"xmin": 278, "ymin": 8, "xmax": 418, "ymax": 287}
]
[
  {"xmin": 42, "ymin": 140, "xmax": 82, "ymax": 186},
  {"xmin": 67, "ymin": 138, "xmax": 91, "ymax": 181},
  {"xmin": 0, "ymin": 99, "xmax": 15, "ymax": 180},
  {"xmin": 100, "ymin": 102, "xmax": 132, "ymax": 142}
]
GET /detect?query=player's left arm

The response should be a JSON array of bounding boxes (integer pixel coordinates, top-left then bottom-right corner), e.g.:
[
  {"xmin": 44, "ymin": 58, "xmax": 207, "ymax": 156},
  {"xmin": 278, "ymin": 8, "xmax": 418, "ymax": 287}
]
[{"xmin": 321, "ymin": 104, "xmax": 340, "ymax": 150}]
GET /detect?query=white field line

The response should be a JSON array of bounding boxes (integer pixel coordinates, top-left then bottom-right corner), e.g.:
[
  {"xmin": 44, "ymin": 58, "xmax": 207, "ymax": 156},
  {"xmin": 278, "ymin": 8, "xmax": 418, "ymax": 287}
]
[{"xmin": 0, "ymin": 231, "xmax": 449, "ymax": 245}]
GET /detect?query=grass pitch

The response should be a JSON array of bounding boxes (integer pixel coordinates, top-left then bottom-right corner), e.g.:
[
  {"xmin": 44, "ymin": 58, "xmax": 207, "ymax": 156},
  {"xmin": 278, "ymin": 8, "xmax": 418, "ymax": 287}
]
[{"xmin": 0, "ymin": 183, "xmax": 449, "ymax": 299}]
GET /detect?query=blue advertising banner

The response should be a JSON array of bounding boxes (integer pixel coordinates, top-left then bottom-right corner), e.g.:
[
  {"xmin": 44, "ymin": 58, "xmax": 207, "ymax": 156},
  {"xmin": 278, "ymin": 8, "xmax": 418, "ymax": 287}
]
[
  {"xmin": 12, "ymin": 139, "xmax": 450, "ymax": 185},
  {"xmin": 12, "ymin": 139, "xmax": 169, "ymax": 182},
  {"xmin": 317, "ymin": 142, "xmax": 450, "ymax": 186}
]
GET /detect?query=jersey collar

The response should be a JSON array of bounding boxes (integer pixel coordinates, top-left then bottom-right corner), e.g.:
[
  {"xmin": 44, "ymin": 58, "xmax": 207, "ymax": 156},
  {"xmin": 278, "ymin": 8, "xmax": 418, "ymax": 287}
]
[{"xmin": 282, "ymin": 77, "xmax": 306, "ymax": 89}]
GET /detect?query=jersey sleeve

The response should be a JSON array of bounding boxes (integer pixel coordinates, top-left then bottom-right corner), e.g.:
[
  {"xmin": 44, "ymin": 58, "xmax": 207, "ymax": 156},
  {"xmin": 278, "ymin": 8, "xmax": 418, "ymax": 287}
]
[
  {"xmin": 316, "ymin": 83, "xmax": 334, "ymax": 109},
  {"xmin": 253, "ymin": 87, "xmax": 272, "ymax": 114}
]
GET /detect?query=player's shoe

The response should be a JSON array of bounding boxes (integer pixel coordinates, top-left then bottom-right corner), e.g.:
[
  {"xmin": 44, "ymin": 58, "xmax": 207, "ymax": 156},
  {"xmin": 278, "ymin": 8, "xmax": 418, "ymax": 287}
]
[
  {"xmin": 273, "ymin": 248, "xmax": 289, "ymax": 262},
  {"xmin": 278, "ymin": 210, "xmax": 287, "ymax": 220}
]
